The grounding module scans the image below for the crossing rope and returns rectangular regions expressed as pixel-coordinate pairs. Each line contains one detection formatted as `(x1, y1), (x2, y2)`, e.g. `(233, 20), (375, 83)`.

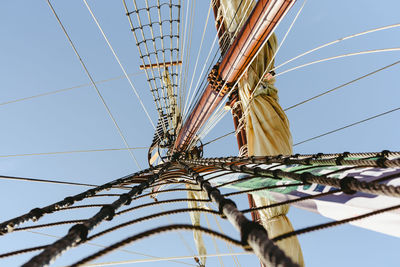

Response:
(1, 152), (400, 266)
(124, 0), (181, 138)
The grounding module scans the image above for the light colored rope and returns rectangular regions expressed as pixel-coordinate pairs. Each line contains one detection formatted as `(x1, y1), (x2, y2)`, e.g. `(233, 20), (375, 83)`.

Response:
(83, 0), (156, 131)
(0, 147), (148, 158)
(203, 212), (225, 267)
(254, 0), (307, 93)
(191, 107), (229, 149)
(26, 231), (194, 266)
(284, 59), (400, 111)
(275, 47), (400, 77)
(123, 0), (165, 124)
(0, 175), (98, 188)
(0, 72), (141, 107)
(185, 0), (255, 127)
(182, 0), (253, 134)
(181, 0), (197, 113)
(76, 252), (252, 266)
(201, 108), (229, 139)
(177, 0), (192, 113)
(182, 0), (253, 121)
(294, 106), (400, 146)
(209, 204), (241, 267)
(144, 0), (172, 130)
(47, 0), (141, 170)
(177, 12), (226, 130)
(183, 1), (213, 117)
(211, 0), (305, 134)
(273, 22), (400, 72)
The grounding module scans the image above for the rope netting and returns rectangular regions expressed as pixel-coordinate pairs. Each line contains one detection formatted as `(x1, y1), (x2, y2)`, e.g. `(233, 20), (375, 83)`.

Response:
(124, 0), (181, 140)
(1, 1), (399, 266)
(1, 151), (399, 266)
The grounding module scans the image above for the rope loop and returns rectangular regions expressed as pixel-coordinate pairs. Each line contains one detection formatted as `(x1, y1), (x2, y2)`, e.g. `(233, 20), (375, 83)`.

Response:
(29, 208), (44, 222)
(272, 169), (281, 179)
(120, 193), (132, 206)
(339, 176), (357, 194)
(69, 224), (88, 242)
(63, 197), (75, 205)
(100, 205), (115, 221)
(218, 198), (237, 214)
(381, 150), (391, 157)
(299, 172), (312, 183)
(240, 220), (266, 246)
(377, 158), (388, 168)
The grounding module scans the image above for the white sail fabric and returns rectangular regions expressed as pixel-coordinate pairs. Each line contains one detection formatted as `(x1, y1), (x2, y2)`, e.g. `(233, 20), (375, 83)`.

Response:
(218, 0), (304, 265)
(210, 166), (400, 238)
(186, 184), (209, 266)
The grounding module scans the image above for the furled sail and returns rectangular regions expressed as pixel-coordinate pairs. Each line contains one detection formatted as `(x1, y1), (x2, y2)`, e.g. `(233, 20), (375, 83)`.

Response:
(217, 0), (304, 265)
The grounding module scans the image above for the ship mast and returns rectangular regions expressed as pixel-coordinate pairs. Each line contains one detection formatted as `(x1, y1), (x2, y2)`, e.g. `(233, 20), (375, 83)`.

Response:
(174, 0), (296, 152)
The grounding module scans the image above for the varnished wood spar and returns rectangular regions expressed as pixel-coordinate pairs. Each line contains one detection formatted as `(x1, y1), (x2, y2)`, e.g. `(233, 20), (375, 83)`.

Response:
(174, 0), (295, 152)
(219, 0), (294, 81)
(212, 0), (228, 53)
(139, 61), (182, 70)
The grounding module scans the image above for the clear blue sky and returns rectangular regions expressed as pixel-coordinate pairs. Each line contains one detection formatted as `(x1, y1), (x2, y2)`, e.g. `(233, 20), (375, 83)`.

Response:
(0, 0), (399, 266)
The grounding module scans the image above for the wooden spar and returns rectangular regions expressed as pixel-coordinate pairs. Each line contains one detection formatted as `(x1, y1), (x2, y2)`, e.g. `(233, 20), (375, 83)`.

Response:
(174, 0), (296, 152)
(212, 0), (228, 54)
(219, 0), (295, 81)
(139, 61), (182, 70)
(216, 3), (263, 259)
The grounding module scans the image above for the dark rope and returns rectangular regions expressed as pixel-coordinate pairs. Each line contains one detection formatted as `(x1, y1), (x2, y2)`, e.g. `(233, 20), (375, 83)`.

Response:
(0, 245), (48, 259)
(241, 189), (341, 213)
(132, 187), (202, 200)
(21, 163), (171, 266)
(116, 198), (211, 215)
(202, 131), (235, 147)
(223, 182), (306, 197)
(71, 224), (243, 267)
(14, 220), (84, 232)
(294, 107), (400, 146)
(272, 204), (400, 242)
(87, 208), (221, 241)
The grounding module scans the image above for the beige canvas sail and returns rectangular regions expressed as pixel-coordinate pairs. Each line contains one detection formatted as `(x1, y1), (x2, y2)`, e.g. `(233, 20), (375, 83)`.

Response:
(219, 0), (304, 265)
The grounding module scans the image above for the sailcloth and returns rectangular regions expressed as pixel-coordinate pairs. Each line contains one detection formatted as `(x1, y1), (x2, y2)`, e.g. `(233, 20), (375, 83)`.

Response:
(218, 0), (304, 265)
(186, 184), (209, 266)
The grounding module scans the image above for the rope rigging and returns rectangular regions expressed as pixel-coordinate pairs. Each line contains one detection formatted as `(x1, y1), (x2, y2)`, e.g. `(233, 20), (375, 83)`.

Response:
(1, 152), (400, 266)
(0, 71), (142, 107)
(179, 10), (400, 150)
(124, 0), (181, 137)
(182, 0), (255, 123)
(1, 1), (399, 267)
(123, 0), (186, 166)
(0, 146), (149, 158)
(293, 106), (400, 146)
(284, 59), (400, 111)
(199, 103), (400, 151)
(47, 0), (142, 170)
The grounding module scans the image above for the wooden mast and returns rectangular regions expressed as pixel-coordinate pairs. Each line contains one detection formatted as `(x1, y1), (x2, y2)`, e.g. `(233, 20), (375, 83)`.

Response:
(174, 0), (295, 152)
(212, 0), (263, 244)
